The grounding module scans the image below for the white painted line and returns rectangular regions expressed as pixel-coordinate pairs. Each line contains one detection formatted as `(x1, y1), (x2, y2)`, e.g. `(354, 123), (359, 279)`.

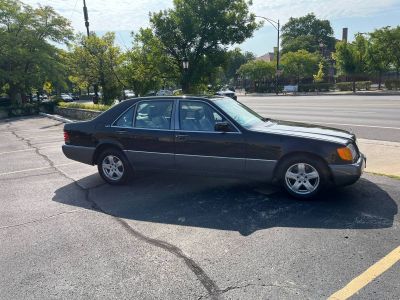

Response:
(0, 145), (61, 155)
(0, 162), (78, 177)
(0, 148), (35, 155)
(288, 120), (400, 130)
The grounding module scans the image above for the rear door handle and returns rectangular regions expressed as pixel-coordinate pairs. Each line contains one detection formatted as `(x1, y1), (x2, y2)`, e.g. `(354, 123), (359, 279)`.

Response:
(175, 134), (189, 141)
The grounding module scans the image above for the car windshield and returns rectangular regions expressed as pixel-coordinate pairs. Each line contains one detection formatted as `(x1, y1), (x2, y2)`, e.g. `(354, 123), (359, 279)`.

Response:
(214, 98), (265, 128)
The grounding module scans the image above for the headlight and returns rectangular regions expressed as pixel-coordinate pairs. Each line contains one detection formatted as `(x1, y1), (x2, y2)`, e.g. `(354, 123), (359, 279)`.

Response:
(337, 144), (357, 162)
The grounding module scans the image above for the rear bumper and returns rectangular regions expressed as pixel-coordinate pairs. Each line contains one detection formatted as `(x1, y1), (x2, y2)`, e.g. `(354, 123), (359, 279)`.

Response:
(62, 144), (95, 165)
(329, 153), (366, 186)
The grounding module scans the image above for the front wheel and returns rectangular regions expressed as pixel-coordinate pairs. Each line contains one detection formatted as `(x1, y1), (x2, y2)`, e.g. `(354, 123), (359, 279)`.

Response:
(280, 156), (327, 199)
(97, 149), (132, 185)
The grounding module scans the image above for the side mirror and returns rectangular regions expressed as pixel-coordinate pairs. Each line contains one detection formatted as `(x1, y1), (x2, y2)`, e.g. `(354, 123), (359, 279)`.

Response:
(215, 122), (230, 132)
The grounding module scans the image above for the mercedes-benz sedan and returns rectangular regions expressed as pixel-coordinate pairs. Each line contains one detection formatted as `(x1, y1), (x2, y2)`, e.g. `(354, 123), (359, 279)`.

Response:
(62, 96), (366, 199)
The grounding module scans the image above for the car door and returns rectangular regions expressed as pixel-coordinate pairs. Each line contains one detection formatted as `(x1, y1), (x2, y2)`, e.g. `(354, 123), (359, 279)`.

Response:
(174, 100), (246, 175)
(112, 100), (175, 170)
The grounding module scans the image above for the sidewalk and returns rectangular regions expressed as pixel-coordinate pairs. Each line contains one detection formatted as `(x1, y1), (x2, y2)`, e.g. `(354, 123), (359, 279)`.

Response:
(358, 139), (400, 177)
(238, 90), (400, 97)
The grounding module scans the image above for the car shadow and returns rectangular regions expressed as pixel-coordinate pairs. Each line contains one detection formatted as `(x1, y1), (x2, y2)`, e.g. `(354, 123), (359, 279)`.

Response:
(53, 173), (398, 236)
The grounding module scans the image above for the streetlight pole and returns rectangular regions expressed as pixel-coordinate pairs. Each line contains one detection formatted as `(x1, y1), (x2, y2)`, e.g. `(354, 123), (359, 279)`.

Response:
(256, 16), (280, 95)
(182, 58), (189, 94)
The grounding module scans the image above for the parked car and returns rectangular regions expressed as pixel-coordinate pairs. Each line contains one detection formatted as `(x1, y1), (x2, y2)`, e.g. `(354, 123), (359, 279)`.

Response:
(60, 93), (73, 102)
(156, 89), (173, 96)
(62, 96), (365, 199)
(215, 89), (237, 101)
(0, 96), (11, 107)
(70, 94), (80, 101)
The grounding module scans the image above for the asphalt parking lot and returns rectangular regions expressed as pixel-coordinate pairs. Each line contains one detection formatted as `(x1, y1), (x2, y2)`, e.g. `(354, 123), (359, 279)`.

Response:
(1, 116), (399, 300)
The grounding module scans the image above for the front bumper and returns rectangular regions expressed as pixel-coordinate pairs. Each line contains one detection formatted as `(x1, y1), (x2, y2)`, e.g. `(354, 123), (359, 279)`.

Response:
(62, 144), (95, 165)
(329, 153), (366, 186)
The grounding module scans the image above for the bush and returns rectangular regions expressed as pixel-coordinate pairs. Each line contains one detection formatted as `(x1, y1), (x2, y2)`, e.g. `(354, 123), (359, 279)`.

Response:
(385, 80), (400, 90)
(336, 81), (372, 91)
(355, 81), (372, 91)
(336, 82), (353, 91)
(57, 101), (111, 111)
(298, 83), (333, 92)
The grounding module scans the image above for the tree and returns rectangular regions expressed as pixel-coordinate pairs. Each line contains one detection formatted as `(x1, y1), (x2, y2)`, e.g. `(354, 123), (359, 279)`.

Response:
(237, 60), (275, 91)
(281, 13), (335, 54)
(0, 0), (73, 103)
(333, 35), (368, 92)
(370, 26), (400, 79)
(280, 50), (320, 83)
(119, 28), (178, 96)
(69, 32), (122, 104)
(365, 31), (390, 89)
(150, 0), (260, 93)
(313, 61), (325, 83)
(224, 48), (255, 83)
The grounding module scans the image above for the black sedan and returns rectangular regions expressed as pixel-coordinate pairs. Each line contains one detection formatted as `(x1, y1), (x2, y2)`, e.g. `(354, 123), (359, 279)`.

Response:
(62, 96), (366, 199)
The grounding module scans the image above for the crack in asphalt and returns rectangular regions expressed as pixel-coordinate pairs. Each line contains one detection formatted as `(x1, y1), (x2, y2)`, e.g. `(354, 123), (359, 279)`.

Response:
(9, 123), (222, 300)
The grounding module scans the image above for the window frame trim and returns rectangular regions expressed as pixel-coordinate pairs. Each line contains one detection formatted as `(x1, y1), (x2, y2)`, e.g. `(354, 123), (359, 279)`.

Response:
(176, 99), (241, 134)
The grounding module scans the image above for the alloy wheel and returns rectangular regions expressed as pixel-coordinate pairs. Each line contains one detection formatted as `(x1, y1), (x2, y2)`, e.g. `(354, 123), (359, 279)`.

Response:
(285, 163), (320, 195)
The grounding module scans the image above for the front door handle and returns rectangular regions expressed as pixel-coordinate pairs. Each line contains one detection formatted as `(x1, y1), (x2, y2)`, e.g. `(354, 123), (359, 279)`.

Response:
(175, 134), (188, 141)
(116, 130), (128, 134)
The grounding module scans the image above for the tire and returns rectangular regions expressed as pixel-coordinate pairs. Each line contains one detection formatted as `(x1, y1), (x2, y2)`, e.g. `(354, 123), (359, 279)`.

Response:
(278, 154), (328, 199)
(97, 148), (132, 185)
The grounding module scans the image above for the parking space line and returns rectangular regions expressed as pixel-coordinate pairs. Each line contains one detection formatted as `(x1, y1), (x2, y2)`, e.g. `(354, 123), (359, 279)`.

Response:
(328, 245), (400, 300)
(0, 145), (61, 156)
(0, 162), (79, 176)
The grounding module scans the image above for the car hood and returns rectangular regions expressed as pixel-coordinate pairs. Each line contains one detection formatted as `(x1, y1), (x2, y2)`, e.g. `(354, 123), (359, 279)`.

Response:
(249, 119), (355, 144)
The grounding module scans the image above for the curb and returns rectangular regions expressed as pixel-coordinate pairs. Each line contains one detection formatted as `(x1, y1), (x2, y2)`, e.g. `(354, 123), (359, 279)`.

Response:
(39, 112), (74, 123)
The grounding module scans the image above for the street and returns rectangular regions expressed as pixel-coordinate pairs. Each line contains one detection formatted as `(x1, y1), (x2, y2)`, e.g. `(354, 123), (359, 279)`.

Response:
(0, 114), (399, 299)
(238, 95), (400, 143)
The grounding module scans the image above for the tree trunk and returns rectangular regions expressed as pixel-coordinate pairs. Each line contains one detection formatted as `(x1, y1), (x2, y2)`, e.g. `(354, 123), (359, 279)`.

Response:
(352, 78), (356, 93)
(378, 71), (382, 90)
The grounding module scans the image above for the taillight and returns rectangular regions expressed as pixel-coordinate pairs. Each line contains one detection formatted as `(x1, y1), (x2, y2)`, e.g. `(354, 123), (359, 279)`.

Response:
(64, 131), (70, 143)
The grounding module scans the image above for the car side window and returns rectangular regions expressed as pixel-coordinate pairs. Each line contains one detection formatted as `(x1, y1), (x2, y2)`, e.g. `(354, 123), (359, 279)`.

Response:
(114, 106), (135, 127)
(134, 101), (173, 130)
(179, 101), (227, 132)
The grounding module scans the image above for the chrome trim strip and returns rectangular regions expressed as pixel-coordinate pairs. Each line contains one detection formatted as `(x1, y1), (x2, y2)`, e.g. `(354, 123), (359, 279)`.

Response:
(63, 144), (95, 150)
(111, 126), (175, 132)
(124, 149), (277, 162)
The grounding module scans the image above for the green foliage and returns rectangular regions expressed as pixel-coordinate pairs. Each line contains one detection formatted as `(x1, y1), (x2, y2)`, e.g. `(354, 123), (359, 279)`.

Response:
(281, 50), (320, 83)
(281, 13), (335, 53)
(150, 0), (261, 92)
(313, 61), (325, 83)
(119, 28), (178, 96)
(335, 82), (353, 91)
(237, 60), (275, 81)
(57, 101), (110, 111)
(385, 80), (400, 90)
(335, 81), (371, 91)
(0, 0), (73, 103)
(333, 35), (369, 92)
(355, 81), (372, 90)
(68, 32), (122, 105)
(298, 83), (333, 92)
(224, 48), (255, 81)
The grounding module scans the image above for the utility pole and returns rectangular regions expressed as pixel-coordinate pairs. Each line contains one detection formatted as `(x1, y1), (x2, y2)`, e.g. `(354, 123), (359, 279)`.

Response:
(83, 0), (90, 37)
(82, 0), (99, 103)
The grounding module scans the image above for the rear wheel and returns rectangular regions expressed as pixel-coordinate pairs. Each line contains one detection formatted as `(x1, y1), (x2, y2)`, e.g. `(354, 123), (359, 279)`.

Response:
(97, 149), (132, 185)
(279, 155), (327, 199)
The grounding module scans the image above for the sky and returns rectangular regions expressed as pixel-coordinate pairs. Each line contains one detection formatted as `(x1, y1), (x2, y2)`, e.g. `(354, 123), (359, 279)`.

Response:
(25, 0), (400, 56)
